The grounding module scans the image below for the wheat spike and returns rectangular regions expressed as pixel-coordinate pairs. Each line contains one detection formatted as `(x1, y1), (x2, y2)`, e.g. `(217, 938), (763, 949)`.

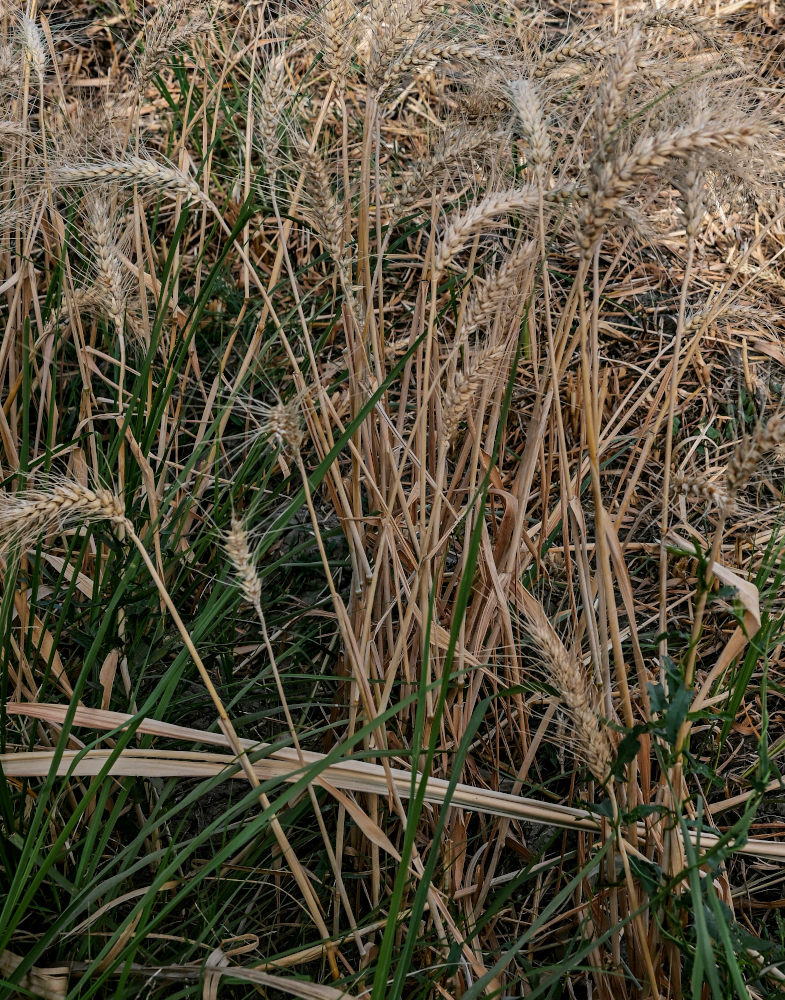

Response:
(378, 39), (497, 92)
(594, 27), (641, 149)
(256, 51), (287, 171)
(443, 342), (509, 443)
(85, 196), (127, 338)
(297, 142), (345, 264)
(671, 471), (729, 510)
(507, 79), (550, 177)
(525, 605), (612, 783)
(392, 126), (495, 217)
(726, 413), (785, 499)
(51, 157), (205, 204)
(137, 0), (210, 93)
(581, 116), (763, 252)
(0, 480), (127, 553)
(534, 33), (616, 77)
(463, 241), (536, 335)
(225, 517), (263, 610)
(20, 14), (46, 83)
(367, 0), (444, 87)
(322, 0), (355, 89)
(434, 187), (539, 278)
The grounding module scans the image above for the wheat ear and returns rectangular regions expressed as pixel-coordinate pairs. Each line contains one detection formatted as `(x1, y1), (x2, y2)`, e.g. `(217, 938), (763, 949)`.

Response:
(51, 157), (205, 204)
(20, 13), (46, 84)
(507, 79), (550, 177)
(434, 187), (539, 279)
(525, 605), (612, 784)
(462, 241), (536, 335)
(594, 27), (641, 148)
(726, 412), (785, 499)
(0, 480), (127, 553)
(256, 51), (287, 171)
(534, 34), (616, 77)
(581, 117), (763, 252)
(442, 342), (510, 444)
(86, 195), (127, 339)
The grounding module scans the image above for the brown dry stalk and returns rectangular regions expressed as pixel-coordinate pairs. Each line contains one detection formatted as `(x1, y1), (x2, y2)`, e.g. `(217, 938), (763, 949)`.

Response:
(433, 186), (539, 277)
(524, 604), (612, 784)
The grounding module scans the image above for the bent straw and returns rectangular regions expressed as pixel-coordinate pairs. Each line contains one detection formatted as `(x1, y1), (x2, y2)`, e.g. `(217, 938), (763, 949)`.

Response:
(6, 703), (785, 863)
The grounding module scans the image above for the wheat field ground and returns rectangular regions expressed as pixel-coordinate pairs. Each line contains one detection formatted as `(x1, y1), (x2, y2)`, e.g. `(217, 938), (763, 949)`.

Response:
(0, 0), (784, 997)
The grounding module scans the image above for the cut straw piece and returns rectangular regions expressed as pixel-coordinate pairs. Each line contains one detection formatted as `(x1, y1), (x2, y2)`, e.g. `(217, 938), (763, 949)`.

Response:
(6, 703), (785, 862)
